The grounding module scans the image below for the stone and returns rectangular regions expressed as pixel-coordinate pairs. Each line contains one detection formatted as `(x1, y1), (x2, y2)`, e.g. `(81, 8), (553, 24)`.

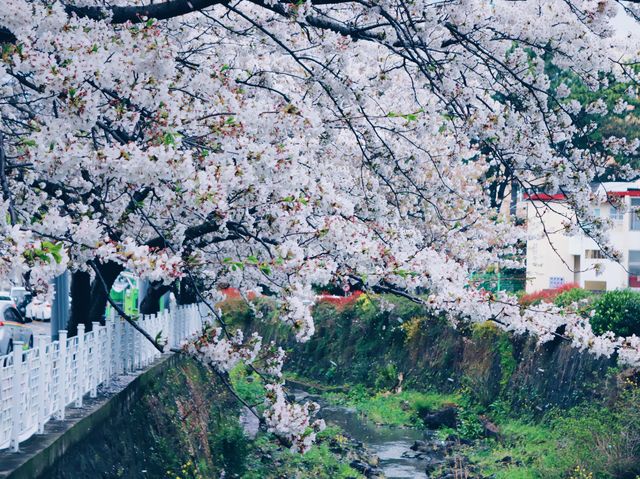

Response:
(421, 406), (458, 429)
(349, 460), (371, 474)
(479, 416), (501, 440)
(424, 455), (446, 473)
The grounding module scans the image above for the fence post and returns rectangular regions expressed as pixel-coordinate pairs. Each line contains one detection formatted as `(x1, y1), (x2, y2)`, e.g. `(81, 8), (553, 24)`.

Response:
(157, 313), (163, 358)
(135, 317), (142, 370)
(75, 325), (85, 407)
(91, 322), (100, 398)
(9, 342), (24, 452)
(35, 335), (49, 434)
(129, 318), (136, 371)
(113, 318), (126, 375)
(148, 315), (155, 363)
(179, 307), (185, 345)
(121, 319), (128, 373)
(167, 309), (174, 349)
(105, 315), (113, 386)
(125, 319), (132, 373)
(55, 330), (67, 420)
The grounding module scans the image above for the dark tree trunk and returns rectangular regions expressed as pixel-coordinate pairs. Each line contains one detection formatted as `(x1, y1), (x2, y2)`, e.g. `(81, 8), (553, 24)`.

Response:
(177, 279), (199, 305)
(139, 281), (171, 315)
(88, 261), (124, 325)
(68, 271), (91, 336)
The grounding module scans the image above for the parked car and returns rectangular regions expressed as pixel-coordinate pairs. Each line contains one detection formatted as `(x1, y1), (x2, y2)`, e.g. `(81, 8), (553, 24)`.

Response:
(0, 291), (17, 312)
(26, 298), (51, 321)
(10, 287), (32, 318)
(0, 305), (33, 355)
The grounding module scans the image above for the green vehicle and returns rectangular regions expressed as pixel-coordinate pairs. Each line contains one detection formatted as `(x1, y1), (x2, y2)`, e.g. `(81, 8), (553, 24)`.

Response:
(107, 273), (139, 317)
(470, 267), (526, 294)
(106, 273), (172, 318)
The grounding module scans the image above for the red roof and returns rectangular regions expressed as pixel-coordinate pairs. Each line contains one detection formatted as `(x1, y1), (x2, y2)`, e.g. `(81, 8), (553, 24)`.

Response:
(607, 190), (640, 197)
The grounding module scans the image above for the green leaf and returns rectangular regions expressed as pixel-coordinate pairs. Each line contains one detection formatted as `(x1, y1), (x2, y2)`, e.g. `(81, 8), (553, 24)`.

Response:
(259, 264), (272, 276)
(163, 132), (175, 145)
(51, 250), (62, 264)
(36, 251), (51, 264)
(393, 269), (418, 278)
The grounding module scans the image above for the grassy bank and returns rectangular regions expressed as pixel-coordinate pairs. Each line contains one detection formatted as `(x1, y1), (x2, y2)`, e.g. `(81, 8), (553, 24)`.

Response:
(321, 386), (460, 427)
(227, 366), (368, 479)
(312, 381), (640, 479)
(230, 361), (640, 478)
(223, 294), (615, 412)
(242, 427), (366, 479)
(221, 294), (638, 477)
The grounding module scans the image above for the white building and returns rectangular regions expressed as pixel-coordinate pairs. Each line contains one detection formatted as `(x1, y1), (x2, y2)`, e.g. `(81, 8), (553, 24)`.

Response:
(525, 181), (640, 293)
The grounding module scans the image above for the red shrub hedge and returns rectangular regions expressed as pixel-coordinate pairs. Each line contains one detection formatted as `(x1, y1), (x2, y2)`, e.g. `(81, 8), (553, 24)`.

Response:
(519, 283), (579, 307)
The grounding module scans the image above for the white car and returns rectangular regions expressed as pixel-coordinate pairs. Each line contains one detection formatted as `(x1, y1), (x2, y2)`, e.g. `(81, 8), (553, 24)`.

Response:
(26, 298), (52, 321)
(10, 286), (32, 317)
(0, 304), (33, 355)
(0, 291), (16, 312)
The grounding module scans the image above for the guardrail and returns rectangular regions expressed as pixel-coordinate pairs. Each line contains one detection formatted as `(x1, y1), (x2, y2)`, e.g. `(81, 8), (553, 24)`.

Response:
(0, 304), (209, 451)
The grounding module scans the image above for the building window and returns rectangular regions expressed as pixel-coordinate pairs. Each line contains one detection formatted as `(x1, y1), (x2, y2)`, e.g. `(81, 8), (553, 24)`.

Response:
(629, 251), (640, 288)
(549, 276), (565, 289)
(631, 198), (640, 230)
(610, 206), (624, 221)
(593, 208), (601, 217)
(585, 249), (606, 259)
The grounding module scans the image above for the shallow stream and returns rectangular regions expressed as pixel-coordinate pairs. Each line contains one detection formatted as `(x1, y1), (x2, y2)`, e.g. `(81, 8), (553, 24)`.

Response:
(293, 390), (429, 478)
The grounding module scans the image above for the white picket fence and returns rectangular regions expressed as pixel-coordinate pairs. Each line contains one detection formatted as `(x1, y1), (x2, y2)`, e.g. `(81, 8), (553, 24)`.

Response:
(0, 303), (210, 452)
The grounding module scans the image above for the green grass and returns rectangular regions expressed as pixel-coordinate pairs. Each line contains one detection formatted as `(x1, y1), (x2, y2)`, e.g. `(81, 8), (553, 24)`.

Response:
(229, 365), (266, 405)
(242, 428), (365, 479)
(468, 420), (572, 479)
(321, 384), (640, 479)
(324, 388), (461, 427)
(469, 399), (640, 479)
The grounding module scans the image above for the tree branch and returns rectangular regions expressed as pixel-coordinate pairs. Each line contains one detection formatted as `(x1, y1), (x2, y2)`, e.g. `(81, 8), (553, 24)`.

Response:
(89, 260), (176, 353)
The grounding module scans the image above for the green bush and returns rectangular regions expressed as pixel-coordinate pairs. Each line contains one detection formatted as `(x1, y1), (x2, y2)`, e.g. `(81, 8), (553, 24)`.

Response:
(374, 363), (399, 391)
(553, 288), (593, 309)
(590, 290), (640, 337)
(209, 420), (248, 477)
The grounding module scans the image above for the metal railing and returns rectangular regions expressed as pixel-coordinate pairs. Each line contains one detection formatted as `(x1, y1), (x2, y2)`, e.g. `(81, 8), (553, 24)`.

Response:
(0, 303), (209, 451)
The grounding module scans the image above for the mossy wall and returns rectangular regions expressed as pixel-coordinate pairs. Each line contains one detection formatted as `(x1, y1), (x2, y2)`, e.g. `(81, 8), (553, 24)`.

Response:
(226, 296), (617, 412)
(41, 355), (248, 479)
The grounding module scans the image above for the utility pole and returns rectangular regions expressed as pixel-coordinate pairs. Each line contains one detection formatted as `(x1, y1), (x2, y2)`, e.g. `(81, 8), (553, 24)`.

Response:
(51, 271), (69, 340)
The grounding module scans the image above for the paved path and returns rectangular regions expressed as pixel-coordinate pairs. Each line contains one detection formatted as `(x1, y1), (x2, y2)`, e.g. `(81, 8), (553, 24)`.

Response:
(23, 320), (51, 338)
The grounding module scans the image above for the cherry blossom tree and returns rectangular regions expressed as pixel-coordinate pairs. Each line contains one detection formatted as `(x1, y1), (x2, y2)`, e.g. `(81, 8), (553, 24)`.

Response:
(2, 0), (640, 450)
